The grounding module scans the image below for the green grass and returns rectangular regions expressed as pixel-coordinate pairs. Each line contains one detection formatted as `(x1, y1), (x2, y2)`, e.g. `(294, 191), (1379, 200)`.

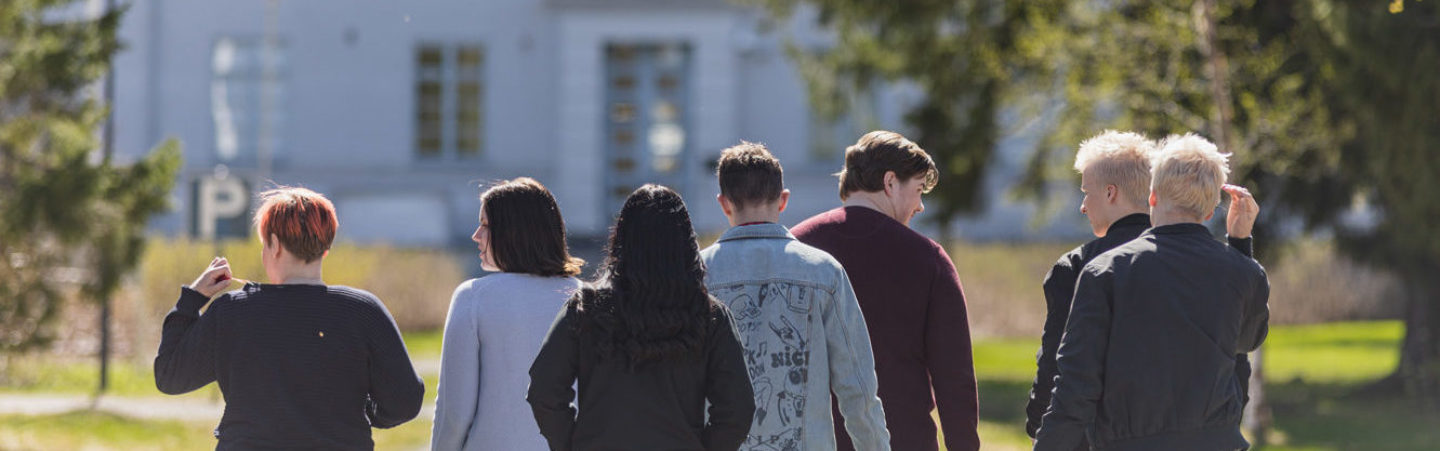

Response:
(4, 321), (1433, 450)
(0, 330), (444, 397)
(404, 329), (444, 359)
(0, 411), (432, 451)
(963, 320), (1432, 451)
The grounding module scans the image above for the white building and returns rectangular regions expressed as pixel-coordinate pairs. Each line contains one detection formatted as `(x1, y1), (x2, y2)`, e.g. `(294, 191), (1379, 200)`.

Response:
(111, 0), (1085, 247)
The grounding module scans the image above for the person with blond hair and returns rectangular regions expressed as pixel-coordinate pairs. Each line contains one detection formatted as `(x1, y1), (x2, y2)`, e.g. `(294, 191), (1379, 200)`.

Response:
(1034, 135), (1270, 451)
(155, 187), (425, 450)
(1024, 131), (1261, 448)
(431, 178), (586, 451)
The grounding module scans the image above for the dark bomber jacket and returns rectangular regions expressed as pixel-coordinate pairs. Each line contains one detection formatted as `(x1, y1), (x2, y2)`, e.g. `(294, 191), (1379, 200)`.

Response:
(1035, 223), (1269, 451)
(1026, 214), (1255, 443)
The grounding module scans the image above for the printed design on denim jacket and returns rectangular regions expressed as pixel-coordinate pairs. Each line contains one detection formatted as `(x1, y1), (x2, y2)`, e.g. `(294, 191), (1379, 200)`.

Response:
(713, 281), (813, 451)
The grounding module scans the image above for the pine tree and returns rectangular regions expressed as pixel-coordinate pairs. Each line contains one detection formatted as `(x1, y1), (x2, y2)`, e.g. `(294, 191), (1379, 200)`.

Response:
(0, 0), (181, 353)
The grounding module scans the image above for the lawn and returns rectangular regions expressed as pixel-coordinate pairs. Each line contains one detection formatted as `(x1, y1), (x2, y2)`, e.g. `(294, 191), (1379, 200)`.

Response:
(2, 321), (1433, 450)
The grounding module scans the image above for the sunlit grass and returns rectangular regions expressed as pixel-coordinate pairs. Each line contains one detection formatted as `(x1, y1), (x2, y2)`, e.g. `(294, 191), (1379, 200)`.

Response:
(4, 321), (1430, 450)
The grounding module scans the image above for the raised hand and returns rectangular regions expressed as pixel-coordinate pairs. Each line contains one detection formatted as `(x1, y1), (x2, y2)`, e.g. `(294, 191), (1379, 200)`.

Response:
(1222, 184), (1259, 239)
(189, 257), (235, 298)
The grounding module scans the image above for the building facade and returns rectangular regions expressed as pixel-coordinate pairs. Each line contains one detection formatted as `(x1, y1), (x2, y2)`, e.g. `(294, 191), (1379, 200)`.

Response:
(111, 0), (1084, 247)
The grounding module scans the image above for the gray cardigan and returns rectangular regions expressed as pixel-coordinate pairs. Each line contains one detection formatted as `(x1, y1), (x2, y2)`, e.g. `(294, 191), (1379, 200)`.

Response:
(430, 273), (582, 451)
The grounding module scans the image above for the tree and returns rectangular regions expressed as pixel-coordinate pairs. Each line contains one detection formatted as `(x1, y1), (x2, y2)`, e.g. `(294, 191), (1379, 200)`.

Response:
(766, 0), (1440, 426)
(757, 0), (1065, 240)
(1021, 0), (1440, 413)
(0, 0), (180, 353)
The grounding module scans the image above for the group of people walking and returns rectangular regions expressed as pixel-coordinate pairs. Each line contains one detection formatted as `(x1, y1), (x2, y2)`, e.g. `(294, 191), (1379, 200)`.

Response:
(154, 129), (1268, 451)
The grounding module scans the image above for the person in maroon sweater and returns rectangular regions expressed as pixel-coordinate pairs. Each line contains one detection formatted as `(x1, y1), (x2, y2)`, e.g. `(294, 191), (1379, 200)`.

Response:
(792, 130), (980, 451)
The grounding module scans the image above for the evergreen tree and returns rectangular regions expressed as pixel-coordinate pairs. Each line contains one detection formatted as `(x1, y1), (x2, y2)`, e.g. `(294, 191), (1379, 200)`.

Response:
(0, 0), (180, 352)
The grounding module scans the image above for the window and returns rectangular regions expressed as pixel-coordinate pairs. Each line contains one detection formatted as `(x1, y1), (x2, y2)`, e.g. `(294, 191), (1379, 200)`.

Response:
(414, 43), (485, 159)
(211, 36), (287, 165)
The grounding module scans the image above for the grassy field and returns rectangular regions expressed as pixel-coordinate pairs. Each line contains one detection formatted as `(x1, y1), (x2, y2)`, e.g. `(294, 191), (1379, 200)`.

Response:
(2, 321), (1433, 450)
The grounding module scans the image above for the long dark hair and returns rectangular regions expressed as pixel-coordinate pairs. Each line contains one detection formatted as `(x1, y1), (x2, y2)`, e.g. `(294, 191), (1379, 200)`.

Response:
(571, 184), (719, 369)
(480, 177), (584, 276)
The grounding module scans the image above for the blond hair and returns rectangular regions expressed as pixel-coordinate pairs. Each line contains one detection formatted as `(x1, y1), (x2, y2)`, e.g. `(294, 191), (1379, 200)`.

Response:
(1151, 133), (1230, 219)
(1073, 130), (1156, 205)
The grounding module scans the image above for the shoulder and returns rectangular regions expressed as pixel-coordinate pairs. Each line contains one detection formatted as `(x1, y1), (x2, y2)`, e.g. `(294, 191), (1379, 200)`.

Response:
(1225, 247), (1269, 281)
(699, 242), (720, 261)
(791, 207), (846, 239)
(1084, 236), (1154, 276)
(1054, 243), (1087, 272)
(784, 240), (850, 287)
(325, 285), (390, 313)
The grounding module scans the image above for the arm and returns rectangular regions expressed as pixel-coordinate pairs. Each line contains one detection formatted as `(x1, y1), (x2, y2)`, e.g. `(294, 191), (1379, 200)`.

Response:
(926, 248), (981, 451)
(154, 257), (233, 395)
(153, 287), (221, 395)
(528, 306), (580, 451)
(364, 298), (426, 429)
(431, 285), (481, 450)
(701, 305), (756, 451)
(1239, 268), (1271, 353)
(1034, 265), (1113, 451)
(1027, 254), (1080, 438)
(825, 271), (890, 450)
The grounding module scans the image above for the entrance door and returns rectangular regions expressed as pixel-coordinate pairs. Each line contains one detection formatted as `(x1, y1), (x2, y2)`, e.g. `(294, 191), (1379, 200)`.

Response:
(602, 42), (691, 217)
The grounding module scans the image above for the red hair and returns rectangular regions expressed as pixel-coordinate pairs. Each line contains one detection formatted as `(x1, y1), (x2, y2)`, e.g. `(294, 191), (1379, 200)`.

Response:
(252, 187), (338, 263)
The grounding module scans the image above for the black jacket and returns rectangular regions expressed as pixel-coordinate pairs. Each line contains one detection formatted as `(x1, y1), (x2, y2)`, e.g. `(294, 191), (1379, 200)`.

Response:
(527, 296), (755, 451)
(1034, 223), (1269, 451)
(1025, 214), (1255, 443)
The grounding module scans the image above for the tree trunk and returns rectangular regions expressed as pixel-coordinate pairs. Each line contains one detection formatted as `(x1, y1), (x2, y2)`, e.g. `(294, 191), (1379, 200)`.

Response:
(1396, 271), (1440, 413)
(1243, 347), (1272, 446)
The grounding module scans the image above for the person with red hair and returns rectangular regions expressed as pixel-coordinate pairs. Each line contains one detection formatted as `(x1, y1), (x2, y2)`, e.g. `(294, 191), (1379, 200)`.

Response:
(154, 186), (425, 450)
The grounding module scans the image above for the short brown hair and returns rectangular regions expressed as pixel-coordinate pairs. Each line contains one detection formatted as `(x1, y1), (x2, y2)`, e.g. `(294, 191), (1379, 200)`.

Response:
(253, 187), (338, 263)
(480, 177), (584, 277)
(836, 130), (938, 200)
(715, 141), (784, 210)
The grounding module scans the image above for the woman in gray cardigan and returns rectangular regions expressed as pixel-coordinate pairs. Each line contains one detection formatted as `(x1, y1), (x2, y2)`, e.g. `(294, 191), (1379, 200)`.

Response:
(431, 178), (585, 451)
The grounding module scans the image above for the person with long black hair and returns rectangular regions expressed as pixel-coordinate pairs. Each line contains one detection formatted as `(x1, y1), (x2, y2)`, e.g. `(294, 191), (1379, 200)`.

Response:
(527, 184), (755, 451)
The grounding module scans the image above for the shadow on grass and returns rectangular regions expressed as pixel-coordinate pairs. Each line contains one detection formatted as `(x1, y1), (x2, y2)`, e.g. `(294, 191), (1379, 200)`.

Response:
(1263, 379), (1438, 451)
(979, 379), (1033, 426)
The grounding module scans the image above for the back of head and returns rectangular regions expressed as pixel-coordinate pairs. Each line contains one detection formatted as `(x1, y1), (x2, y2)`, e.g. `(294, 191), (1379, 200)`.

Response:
(716, 141), (784, 210)
(1152, 134), (1230, 219)
(253, 187), (338, 263)
(579, 184), (715, 368)
(1074, 130), (1156, 206)
(836, 130), (938, 200)
(480, 177), (584, 277)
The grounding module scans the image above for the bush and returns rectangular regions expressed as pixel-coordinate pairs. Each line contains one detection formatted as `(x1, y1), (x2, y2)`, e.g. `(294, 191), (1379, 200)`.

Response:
(108, 238), (465, 360)
(949, 237), (1403, 338)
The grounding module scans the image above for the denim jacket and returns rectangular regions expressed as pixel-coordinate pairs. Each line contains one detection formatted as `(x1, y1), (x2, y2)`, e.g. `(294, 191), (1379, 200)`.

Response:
(700, 223), (890, 451)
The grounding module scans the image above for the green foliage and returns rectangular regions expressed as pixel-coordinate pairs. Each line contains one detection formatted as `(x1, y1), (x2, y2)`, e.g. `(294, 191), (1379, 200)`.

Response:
(0, 0), (181, 352)
(1018, 0), (1440, 403)
(757, 0), (1066, 231)
(0, 411), (435, 450)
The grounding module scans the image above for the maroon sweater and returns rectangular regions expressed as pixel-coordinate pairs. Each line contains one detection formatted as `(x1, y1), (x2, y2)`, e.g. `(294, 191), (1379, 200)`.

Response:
(792, 206), (980, 451)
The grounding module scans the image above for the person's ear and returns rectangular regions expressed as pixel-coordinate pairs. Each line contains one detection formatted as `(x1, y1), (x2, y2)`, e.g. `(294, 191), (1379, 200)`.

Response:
(717, 194), (734, 218)
(268, 234), (284, 259)
(1149, 190), (1158, 208)
(1203, 210), (1215, 222)
(1106, 184), (1119, 204)
(883, 171), (898, 195)
(776, 189), (791, 213)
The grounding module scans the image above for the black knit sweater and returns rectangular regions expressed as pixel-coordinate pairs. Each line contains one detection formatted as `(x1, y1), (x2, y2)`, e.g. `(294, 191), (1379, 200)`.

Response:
(154, 283), (424, 450)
